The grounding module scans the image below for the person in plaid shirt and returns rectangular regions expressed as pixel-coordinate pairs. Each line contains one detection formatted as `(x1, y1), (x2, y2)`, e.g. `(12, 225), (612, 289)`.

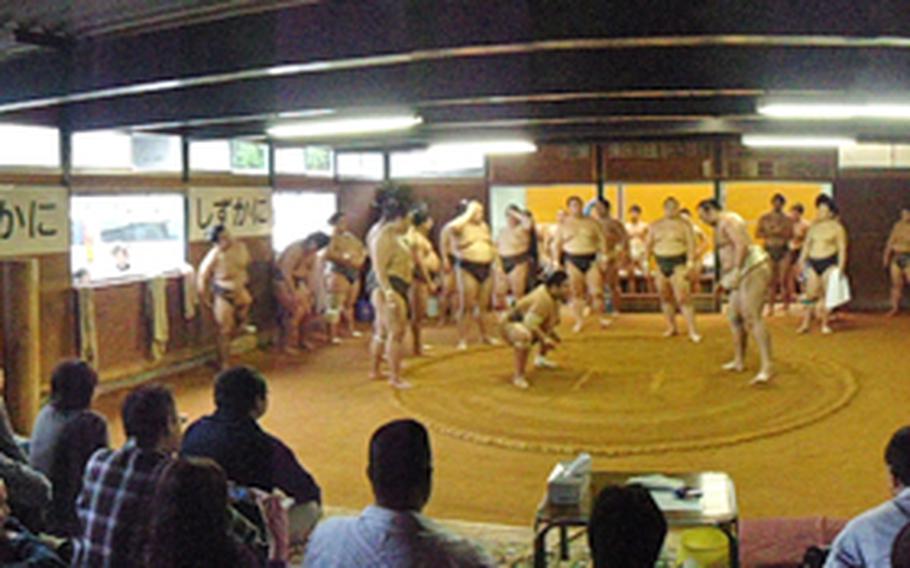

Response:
(71, 385), (181, 568)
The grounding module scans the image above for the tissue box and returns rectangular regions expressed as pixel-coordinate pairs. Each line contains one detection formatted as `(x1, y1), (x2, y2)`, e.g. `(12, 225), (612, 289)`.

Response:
(547, 462), (591, 506)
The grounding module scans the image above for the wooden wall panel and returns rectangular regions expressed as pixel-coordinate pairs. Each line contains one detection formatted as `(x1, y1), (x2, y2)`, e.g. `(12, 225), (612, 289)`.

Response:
(834, 175), (910, 311)
(488, 144), (594, 185)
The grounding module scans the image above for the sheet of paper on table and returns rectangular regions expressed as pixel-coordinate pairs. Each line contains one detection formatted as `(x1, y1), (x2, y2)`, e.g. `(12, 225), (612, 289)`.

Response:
(650, 490), (703, 513)
(627, 474), (686, 491)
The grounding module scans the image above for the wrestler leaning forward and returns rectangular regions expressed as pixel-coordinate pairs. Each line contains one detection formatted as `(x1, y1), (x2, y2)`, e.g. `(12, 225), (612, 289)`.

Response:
(699, 199), (774, 385)
(368, 198), (414, 389)
(197, 225), (255, 370)
(500, 270), (571, 389)
(447, 200), (499, 350)
(274, 232), (330, 354)
(796, 195), (848, 335)
(884, 205), (910, 316)
(646, 197), (702, 343)
(554, 196), (610, 333)
(756, 193), (795, 316)
(324, 212), (368, 344)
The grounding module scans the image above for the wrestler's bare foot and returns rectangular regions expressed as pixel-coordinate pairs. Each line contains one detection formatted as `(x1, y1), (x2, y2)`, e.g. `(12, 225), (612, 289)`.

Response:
(688, 332), (702, 344)
(368, 370), (384, 381)
(572, 321), (584, 334)
(329, 337), (342, 346)
(534, 355), (559, 369)
(886, 308), (899, 318)
(582, 306), (592, 318)
(481, 337), (500, 346)
(821, 324), (833, 335)
(599, 318), (612, 329)
(796, 322), (810, 334)
(389, 378), (412, 390)
(241, 324), (258, 335)
(663, 327), (678, 338)
(300, 340), (316, 351)
(456, 340), (468, 351)
(350, 330), (364, 338)
(722, 360), (744, 373)
(750, 370), (773, 385)
(512, 376), (530, 389)
(282, 346), (301, 356)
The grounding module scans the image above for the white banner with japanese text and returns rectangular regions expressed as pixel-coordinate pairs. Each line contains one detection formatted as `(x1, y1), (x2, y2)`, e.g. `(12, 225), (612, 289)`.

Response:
(0, 185), (69, 257)
(187, 186), (273, 242)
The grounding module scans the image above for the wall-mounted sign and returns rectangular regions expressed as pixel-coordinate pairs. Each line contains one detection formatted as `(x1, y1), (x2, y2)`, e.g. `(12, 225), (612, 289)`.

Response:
(187, 186), (272, 242)
(0, 185), (69, 257)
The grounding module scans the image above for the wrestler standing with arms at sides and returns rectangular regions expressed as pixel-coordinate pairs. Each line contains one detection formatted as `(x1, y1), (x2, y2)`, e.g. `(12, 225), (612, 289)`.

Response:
(407, 206), (440, 355)
(274, 232), (330, 354)
(438, 201), (466, 326)
(449, 200), (498, 349)
(368, 199), (414, 389)
(698, 200), (774, 384)
(796, 195), (848, 335)
(625, 205), (651, 292)
(646, 197), (702, 343)
(324, 213), (367, 344)
(786, 203), (810, 308)
(197, 225), (254, 370)
(497, 204), (535, 304)
(500, 270), (571, 389)
(756, 194), (795, 315)
(883, 205), (910, 316)
(554, 196), (609, 332)
(591, 198), (630, 315)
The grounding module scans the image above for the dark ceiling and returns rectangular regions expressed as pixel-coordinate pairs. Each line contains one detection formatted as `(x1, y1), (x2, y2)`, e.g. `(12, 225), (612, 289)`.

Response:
(2, 0), (910, 149)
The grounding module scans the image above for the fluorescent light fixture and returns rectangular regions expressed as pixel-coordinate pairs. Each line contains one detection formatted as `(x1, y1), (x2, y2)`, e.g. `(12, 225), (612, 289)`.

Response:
(759, 101), (910, 120)
(268, 115), (422, 138)
(427, 140), (537, 155)
(741, 135), (856, 148)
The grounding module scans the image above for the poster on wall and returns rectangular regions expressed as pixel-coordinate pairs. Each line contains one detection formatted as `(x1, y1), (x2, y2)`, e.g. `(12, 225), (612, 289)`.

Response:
(187, 186), (273, 242)
(0, 185), (69, 257)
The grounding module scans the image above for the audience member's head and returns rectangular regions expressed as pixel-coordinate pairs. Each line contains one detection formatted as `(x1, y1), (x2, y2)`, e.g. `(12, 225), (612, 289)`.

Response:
(367, 419), (433, 512)
(214, 366), (268, 419)
(892, 522), (910, 568)
(50, 359), (99, 412)
(886, 427), (910, 491)
(588, 484), (667, 568)
(145, 457), (235, 568)
(122, 385), (179, 452)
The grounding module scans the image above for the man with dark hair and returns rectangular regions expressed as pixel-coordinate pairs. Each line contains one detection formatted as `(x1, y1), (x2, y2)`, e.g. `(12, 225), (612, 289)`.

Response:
(591, 198), (630, 316)
(325, 213), (368, 343)
(496, 204), (535, 302)
(698, 199), (774, 384)
(646, 197), (701, 342)
(883, 205), (910, 316)
(29, 360), (109, 536)
(500, 270), (571, 389)
(756, 193), (795, 315)
(796, 195), (848, 334)
(275, 231), (331, 354)
(368, 199), (416, 388)
(554, 195), (609, 332)
(197, 225), (254, 370)
(588, 484), (667, 568)
(72, 385), (181, 567)
(826, 427), (910, 567)
(625, 205), (650, 292)
(304, 419), (493, 567)
(181, 366), (321, 511)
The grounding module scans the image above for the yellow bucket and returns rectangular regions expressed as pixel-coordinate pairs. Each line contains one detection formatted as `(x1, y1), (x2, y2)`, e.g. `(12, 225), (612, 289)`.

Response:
(675, 527), (730, 568)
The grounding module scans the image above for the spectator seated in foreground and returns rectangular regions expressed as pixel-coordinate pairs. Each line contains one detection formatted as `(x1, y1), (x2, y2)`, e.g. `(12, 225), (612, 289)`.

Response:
(304, 418), (494, 568)
(826, 426), (910, 568)
(0, 392), (50, 533)
(588, 484), (668, 568)
(29, 360), (109, 537)
(0, 478), (65, 567)
(180, 366), (322, 536)
(144, 457), (263, 568)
